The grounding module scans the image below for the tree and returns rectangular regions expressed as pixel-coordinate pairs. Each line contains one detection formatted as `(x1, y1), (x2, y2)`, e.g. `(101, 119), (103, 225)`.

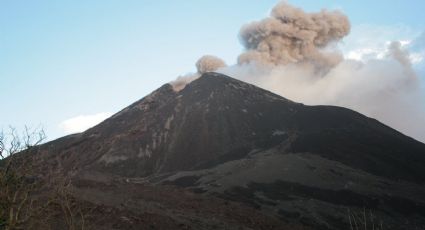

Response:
(0, 126), (91, 230)
(0, 126), (46, 230)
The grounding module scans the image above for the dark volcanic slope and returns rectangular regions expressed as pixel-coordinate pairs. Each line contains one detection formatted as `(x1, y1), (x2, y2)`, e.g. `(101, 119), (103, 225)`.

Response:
(34, 73), (425, 230)
(39, 72), (425, 182)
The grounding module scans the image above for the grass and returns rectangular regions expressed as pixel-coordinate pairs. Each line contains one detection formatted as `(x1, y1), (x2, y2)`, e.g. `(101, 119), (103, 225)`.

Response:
(347, 208), (384, 230)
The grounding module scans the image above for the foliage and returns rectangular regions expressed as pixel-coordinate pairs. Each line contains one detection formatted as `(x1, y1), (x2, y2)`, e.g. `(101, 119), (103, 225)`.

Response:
(0, 126), (46, 230)
(0, 127), (87, 230)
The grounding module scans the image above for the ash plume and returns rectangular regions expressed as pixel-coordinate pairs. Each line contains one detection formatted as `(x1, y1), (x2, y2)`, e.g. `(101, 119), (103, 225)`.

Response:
(221, 37), (425, 142)
(170, 74), (200, 92)
(196, 55), (227, 74)
(170, 55), (226, 91)
(238, 1), (350, 71)
(171, 1), (425, 142)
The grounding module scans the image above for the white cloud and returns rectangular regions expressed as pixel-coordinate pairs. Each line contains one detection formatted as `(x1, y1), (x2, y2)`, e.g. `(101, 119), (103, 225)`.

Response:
(59, 112), (112, 135)
(410, 52), (424, 64)
(340, 25), (425, 68)
(345, 48), (385, 61)
(344, 43), (423, 64)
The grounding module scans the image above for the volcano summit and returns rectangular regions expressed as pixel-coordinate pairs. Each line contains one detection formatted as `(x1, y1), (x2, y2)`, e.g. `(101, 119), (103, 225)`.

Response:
(25, 73), (425, 229)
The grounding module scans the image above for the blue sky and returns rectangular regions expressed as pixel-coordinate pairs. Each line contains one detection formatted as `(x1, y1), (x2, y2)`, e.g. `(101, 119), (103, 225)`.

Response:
(1, 0), (425, 140)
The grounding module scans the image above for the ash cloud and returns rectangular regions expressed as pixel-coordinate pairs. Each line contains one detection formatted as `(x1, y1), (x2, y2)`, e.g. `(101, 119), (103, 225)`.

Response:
(221, 37), (425, 142)
(196, 55), (227, 74)
(170, 74), (200, 92)
(171, 1), (425, 142)
(170, 55), (226, 91)
(232, 2), (425, 142)
(238, 1), (350, 71)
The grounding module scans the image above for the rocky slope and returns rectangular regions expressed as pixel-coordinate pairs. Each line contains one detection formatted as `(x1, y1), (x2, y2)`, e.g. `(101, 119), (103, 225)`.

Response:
(33, 73), (425, 229)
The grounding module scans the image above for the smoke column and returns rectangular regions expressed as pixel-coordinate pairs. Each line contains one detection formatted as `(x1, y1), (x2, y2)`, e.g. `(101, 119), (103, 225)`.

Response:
(196, 55), (227, 74)
(170, 55), (227, 91)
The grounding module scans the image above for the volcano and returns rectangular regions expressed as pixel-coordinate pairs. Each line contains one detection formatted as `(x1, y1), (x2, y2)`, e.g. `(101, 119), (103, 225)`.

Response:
(33, 73), (425, 230)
